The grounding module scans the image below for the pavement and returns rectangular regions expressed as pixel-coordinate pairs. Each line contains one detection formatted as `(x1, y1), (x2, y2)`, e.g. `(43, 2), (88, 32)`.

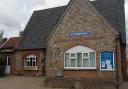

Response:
(119, 82), (128, 89)
(0, 76), (65, 89)
(0, 76), (128, 89)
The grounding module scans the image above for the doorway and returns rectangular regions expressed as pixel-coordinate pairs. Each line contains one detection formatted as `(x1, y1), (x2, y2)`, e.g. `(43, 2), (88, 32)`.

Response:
(5, 56), (11, 74)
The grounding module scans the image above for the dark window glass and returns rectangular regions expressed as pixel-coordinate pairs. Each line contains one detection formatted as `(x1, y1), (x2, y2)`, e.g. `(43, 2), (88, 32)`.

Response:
(30, 58), (33, 66)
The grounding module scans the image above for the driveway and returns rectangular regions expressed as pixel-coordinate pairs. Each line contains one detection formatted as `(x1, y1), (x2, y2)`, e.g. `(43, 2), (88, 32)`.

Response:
(0, 76), (64, 89)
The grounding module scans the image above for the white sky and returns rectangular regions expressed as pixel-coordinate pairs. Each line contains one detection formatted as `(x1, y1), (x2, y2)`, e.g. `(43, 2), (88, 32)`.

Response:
(0, 0), (70, 38)
(125, 0), (128, 41)
(0, 0), (127, 39)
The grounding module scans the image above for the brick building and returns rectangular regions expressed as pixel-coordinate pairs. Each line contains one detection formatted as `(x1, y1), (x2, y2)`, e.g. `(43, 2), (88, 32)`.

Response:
(13, 6), (67, 76)
(0, 0), (126, 88)
(44, 0), (126, 88)
(0, 6), (67, 76)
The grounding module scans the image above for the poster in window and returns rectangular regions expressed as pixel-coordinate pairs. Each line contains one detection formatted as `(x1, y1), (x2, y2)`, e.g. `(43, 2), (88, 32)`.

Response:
(100, 51), (114, 71)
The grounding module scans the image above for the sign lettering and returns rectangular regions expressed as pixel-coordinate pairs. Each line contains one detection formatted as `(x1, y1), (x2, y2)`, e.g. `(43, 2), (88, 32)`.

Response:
(68, 32), (90, 37)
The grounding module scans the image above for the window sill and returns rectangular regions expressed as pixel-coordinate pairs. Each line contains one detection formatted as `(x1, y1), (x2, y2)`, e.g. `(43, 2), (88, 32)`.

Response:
(63, 67), (97, 71)
(23, 67), (38, 70)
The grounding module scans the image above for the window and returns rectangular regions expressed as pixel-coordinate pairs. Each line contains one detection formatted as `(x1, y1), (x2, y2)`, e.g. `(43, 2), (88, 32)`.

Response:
(64, 46), (96, 69)
(24, 55), (37, 67)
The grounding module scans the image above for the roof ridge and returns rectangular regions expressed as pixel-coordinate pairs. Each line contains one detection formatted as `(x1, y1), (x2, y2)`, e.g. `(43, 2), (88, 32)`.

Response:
(34, 6), (67, 12)
(0, 37), (20, 49)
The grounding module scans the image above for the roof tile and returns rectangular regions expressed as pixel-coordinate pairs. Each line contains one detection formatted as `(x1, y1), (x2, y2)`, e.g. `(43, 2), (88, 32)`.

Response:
(1, 37), (20, 49)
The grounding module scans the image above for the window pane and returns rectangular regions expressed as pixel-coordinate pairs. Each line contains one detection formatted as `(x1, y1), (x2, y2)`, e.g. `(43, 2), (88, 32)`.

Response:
(77, 53), (82, 67)
(90, 52), (95, 67)
(71, 53), (75, 57)
(33, 61), (36, 66)
(30, 58), (33, 66)
(7, 56), (11, 65)
(83, 58), (89, 67)
(27, 58), (30, 61)
(83, 53), (88, 57)
(27, 61), (29, 66)
(70, 59), (76, 67)
(65, 53), (70, 67)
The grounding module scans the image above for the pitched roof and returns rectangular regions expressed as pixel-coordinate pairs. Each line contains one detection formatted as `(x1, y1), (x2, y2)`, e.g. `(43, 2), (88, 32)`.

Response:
(16, 0), (126, 50)
(16, 6), (67, 50)
(0, 37), (20, 49)
(90, 0), (126, 43)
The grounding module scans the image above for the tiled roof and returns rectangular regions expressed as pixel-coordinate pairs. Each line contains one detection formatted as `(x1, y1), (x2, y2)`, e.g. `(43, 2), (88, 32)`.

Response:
(16, 6), (67, 50)
(90, 0), (126, 43)
(16, 0), (126, 50)
(1, 37), (20, 49)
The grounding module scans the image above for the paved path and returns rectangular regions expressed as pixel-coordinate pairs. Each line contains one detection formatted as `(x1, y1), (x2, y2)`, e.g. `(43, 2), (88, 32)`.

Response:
(120, 82), (128, 89)
(2, 76), (128, 89)
(0, 76), (64, 89)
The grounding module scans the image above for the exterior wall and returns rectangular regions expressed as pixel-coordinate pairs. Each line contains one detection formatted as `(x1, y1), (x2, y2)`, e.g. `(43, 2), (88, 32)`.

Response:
(126, 54), (128, 79)
(11, 53), (16, 74)
(122, 44), (127, 80)
(46, 0), (119, 80)
(126, 44), (128, 79)
(117, 39), (123, 80)
(14, 50), (44, 76)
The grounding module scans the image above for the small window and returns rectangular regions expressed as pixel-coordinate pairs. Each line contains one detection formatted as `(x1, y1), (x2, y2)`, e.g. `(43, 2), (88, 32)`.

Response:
(24, 55), (37, 67)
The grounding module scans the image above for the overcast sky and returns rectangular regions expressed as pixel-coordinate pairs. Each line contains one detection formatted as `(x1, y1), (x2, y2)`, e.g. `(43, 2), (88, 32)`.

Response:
(0, 0), (127, 39)
(0, 0), (70, 38)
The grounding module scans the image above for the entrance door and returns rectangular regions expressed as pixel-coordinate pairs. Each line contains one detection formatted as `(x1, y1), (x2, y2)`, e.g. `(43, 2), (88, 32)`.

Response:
(5, 56), (10, 74)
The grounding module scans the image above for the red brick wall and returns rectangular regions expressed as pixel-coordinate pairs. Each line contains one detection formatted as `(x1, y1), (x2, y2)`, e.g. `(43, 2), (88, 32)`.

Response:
(13, 50), (43, 76)
(63, 70), (115, 79)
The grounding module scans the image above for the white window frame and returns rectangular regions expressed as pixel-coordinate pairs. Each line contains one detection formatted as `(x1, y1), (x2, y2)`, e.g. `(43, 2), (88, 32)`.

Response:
(64, 46), (96, 69)
(70, 53), (77, 67)
(24, 55), (37, 67)
(6, 56), (10, 66)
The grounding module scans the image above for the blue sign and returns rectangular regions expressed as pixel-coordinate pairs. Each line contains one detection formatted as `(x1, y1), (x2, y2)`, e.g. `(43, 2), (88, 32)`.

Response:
(100, 51), (114, 71)
(68, 32), (90, 37)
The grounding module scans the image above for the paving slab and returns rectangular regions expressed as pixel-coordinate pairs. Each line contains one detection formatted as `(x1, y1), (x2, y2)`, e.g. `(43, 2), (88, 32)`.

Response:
(0, 76), (65, 89)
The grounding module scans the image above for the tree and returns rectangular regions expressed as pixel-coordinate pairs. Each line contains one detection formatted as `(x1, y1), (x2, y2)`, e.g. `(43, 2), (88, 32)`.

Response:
(0, 31), (7, 46)
(0, 31), (7, 76)
(0, 30), (3, 41)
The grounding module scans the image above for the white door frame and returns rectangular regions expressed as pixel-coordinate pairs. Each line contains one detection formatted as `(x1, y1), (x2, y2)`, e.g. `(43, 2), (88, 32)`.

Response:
(5, 56), (11, 74)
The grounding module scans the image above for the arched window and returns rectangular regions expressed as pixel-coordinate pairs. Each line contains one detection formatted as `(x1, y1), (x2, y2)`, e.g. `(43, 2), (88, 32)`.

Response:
(64, 46), (96, 69)
(24, 55), (37, 67)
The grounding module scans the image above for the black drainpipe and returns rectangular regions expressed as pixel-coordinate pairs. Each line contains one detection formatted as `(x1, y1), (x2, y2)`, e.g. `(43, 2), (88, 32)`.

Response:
(115, 34), (120, 89)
